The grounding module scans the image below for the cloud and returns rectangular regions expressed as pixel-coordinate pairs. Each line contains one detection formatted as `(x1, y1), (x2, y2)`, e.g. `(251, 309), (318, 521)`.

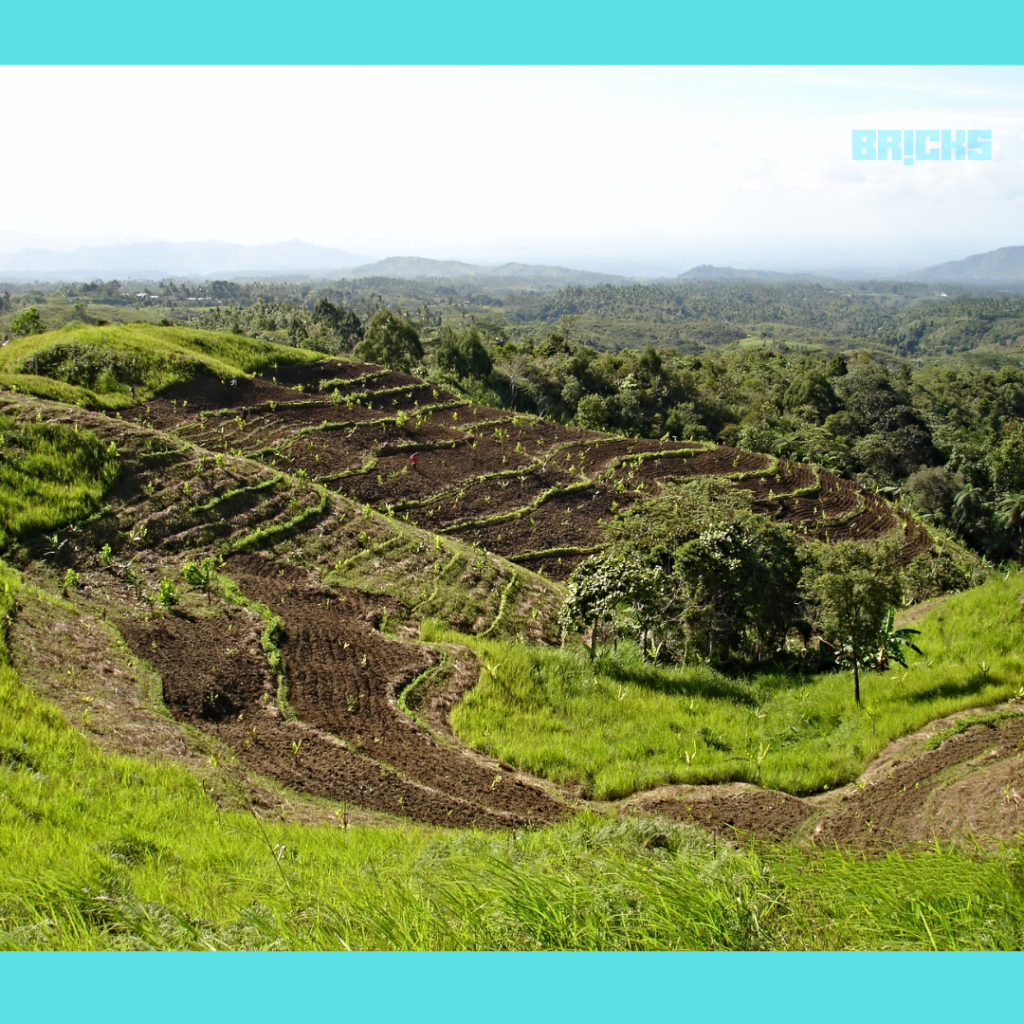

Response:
(0, 66), (1020, 271)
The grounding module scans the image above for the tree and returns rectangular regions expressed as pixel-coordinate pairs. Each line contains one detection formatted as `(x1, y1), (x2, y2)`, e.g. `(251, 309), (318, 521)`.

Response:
(802, 539), (905, 704)
(435, 325), (492, 381)
(312, 298), (363, 350)
(574, 393), (610, 430)
(783, 371), (839, 422)
(10, 307), (46, 337)
(561, 483), (801, 666)
(354, 309), (423, 371)
(995, 492), (1024, 554)
(559, 555), (662, 659)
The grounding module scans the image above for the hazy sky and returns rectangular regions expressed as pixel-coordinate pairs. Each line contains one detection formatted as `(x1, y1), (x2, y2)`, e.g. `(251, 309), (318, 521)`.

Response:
(2, 65), (1022, 274)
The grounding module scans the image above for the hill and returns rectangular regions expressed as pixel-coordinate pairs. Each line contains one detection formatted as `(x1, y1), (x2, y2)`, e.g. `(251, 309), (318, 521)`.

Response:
(346, 256), (630, 285)
(678, 265), (819, 281)
(1, 324), (1021, 950)
(907, 245), (1024, 285)
(0, 239), (372, 281)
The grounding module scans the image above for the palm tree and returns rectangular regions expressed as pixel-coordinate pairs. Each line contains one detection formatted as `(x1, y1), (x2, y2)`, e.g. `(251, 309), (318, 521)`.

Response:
(951, 483), (984, 537)
(995, 492), (1024, 553)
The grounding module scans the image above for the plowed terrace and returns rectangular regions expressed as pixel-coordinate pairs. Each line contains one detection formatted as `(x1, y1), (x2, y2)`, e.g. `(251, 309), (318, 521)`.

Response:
(147, 359), (932, 580)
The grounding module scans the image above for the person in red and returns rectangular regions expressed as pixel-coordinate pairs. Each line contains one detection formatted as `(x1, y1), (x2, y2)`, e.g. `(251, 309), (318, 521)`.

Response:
(409, 453), (418, 471)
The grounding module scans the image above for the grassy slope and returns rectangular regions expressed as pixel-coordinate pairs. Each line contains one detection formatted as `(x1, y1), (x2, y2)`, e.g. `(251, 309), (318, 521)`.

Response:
(1, 565), (1021, 951)
(1, 556), (1021, 951)
(0, 416), (119, 552)
(0, 323), (322, 409)
(443, 572), (1024, 799)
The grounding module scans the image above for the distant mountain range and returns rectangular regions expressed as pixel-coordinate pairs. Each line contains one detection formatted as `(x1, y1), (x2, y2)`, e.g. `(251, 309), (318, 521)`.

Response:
(345, 256), (628, 284)
(0, 242), (632, 286)
(904, 246), (1024, 284)
(0, 240), (372, 281)
(678, 265), (819, 281)
(3, 238), (1024, 288)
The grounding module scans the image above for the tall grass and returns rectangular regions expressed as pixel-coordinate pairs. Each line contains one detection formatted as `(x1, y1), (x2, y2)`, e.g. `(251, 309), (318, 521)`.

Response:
(0, 415), (119, 551)
(437, 570), (1024, 799)
(1, 562), (1022, 949)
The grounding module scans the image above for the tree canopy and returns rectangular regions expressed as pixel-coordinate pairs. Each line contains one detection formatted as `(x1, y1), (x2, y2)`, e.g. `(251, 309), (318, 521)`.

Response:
(354, 309), (424, 371)
(561, 482), (801, 667)
(801, 538), (906, 704)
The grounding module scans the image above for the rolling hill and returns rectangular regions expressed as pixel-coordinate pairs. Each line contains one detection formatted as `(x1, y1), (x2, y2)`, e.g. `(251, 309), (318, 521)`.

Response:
(907, 245), (1024, 284)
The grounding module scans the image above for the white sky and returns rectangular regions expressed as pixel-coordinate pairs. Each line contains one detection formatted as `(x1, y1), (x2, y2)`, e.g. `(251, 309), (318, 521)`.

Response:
(2, 65), (1022, 274)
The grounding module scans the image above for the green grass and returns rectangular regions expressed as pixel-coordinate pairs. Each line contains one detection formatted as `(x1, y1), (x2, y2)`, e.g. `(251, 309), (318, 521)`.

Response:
(2, 560), (1023, 949)
(0, 414), (119, 552)
(437, 570), (1024, 799)
(0, 323), (323, 408)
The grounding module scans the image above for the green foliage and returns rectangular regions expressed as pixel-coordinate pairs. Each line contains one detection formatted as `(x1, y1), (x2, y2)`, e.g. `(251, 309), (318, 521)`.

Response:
(868, 607), (923, 671)
(354, 309), (423, 371)
(181, 556), (218, 602)
(435, 326), (493, 381)
(10, 307), (46, 337)
(802, 538), (905, 703)
(559, 555), (660, 658)
(567, 482), (801, 666)
(0, 415), (119, 552)
(157, 578), (179, 608)
(446, 569), (1024, 800)
(310, 298), (364, 350)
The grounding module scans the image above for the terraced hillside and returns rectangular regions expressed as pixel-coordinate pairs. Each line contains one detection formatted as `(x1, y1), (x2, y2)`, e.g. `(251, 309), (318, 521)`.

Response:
(0, 388), (564, 827)
(138, 358), (934, 581)
(0, 337), (949, 833)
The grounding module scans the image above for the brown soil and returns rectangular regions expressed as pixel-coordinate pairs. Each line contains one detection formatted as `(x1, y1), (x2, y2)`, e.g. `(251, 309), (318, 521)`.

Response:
(511, 552), (592, 582)
(404, 469), (566, 531)
(117, 367), (933, 570)
(808, 710), (1024, 848)
(671, 446), (773, 478)
(7, 569), (385, 827)
(623, 784), (813, 841)
(624, 706), (1024, 848)
(115, 553), (566, 829)
(452, 487), (627, 560)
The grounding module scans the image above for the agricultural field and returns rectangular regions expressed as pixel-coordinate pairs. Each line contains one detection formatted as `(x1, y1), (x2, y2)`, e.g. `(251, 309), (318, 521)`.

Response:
(1, 323), (1022, 950)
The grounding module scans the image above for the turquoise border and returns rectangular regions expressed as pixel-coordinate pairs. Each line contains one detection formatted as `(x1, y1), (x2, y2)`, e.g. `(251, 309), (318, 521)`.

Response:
(3, 1), (1023, 63)
(1, 951), (1019, 1021)
(3, 1), (1021, 1020)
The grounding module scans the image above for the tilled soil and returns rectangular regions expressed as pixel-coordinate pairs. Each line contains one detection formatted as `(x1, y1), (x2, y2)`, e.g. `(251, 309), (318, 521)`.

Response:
(624, 709), (1024, 848)
(118, 553), (565, 828)
(116, 367), (935, 569)
(452, 487), (620, 560)
(809, 712), (1024, 848)
(623, 784), (813, 841)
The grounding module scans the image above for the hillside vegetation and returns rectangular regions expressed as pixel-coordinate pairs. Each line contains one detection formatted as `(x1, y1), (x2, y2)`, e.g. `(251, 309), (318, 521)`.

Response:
(0, 322), (1022, 950)
(0, 323), (321, 409)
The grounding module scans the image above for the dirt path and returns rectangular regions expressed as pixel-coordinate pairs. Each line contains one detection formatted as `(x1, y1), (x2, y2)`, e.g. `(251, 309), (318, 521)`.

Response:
(623, 706), (1024, 847)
